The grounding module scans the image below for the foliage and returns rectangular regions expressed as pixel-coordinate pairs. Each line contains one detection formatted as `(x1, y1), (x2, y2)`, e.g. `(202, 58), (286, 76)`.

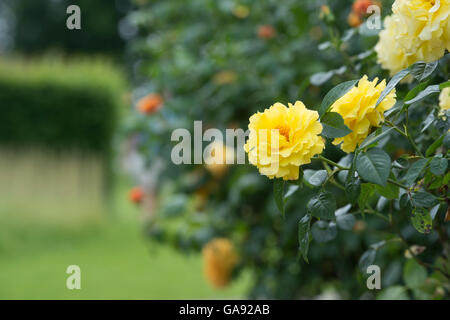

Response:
(124, 0), (450, 299)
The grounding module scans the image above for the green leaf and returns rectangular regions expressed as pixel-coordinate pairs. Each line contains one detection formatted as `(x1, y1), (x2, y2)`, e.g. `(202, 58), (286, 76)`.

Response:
(345, 176), (361, 204)
(321, 112), (351, 138)
(409, 61), (438, 82)
(303, 169), (328, 187)
(404, 80), (430, 104)
(403, 158), (428, 185)
(403, 259), (427, 288)
(319, 80), (358, 116)
(298, 214), (312, 263)
(411, 191), (437, 208)
(429, 157), (448, 175)
(375, 182), (399, 199)
(405, 84), (440, 105)
(273, 179), (285, 217)
(359, 127), (394, 149)
(336, 213), (356, 231)
(307, 190), (336, 219)
(358, 183), (375, 211)
(377, 286), (409, 300)
(310, 71), (333, 86)
(411, 207), (433, 234)
(359, 249), (376, 272)
(311, 220), (337, 243)
(439, 80), (450, 90)
(425, 135), (444, 157)
(376, 68), (410, 107)
(284, 184), (299, 199)
(356, 148), (391, 186)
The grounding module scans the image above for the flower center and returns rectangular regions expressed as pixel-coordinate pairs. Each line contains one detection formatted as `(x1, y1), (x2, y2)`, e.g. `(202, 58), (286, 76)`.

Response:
(275, 125), (290, 141)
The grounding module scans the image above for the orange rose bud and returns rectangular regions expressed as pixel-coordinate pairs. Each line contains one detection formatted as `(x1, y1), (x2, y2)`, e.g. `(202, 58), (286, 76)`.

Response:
(258, 25), (276, 39)
(352, 0), (375, 17)
(347, 11), (362, 27)
(137, 93), (163, 114)
(129, 186), (144, 204)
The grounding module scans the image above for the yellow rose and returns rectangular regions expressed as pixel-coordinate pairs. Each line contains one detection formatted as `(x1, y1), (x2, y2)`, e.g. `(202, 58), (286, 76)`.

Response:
(376, 0), (450, 74)
(330, 75), (397, 153)
(244, 101), (324, 180)
(204, 141), (235, 178)
(203, 238), (238, 288)
(439, 87), (450, 110)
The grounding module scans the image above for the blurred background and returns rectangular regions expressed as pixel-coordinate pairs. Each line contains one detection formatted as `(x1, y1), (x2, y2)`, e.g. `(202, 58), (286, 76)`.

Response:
(2, 0), (436, 300)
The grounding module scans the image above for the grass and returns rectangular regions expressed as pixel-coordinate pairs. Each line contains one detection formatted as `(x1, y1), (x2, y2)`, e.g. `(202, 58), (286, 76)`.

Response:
(0, 149), (250, 299)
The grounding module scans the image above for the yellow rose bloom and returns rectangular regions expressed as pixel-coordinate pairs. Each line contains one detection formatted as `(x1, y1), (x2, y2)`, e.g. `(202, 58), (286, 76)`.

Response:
(204, 141), (235, 178)
(244, 101), (325, 180)
(203, 238), (238, 288)
(376, 0), (450, 74)
(439, 87), (450, 110)
(330, 75), (397, 153)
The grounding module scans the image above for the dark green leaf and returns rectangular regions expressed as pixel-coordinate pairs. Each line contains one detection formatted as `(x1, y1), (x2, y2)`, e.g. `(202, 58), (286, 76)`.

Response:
(410, 61), (438, 81)
(429, 157), (448, 175)
(321, 112), (351, 138)
(311, 220), (337, 243)
(425, 135), (444, 157)
(356, 148), (391, 186)
(411, 191), (437, 208)
(403, 159), (428, 185)
(274, 179), (285, 217)
(375, 182), (399, 199)
(319, 80), (358, 116)
(298, 214), (312, 263)
(376, 69), (410, 107)
(405, 84), (440, 105)
(307, 190), (336, 219)
(359, 127), (394, 149)
(359, 249), (376, 272)
(336, 213), (356, 231)
(358, 183), (375, 211)
(304, 169), (328, 187)
(403, 259), (427, 288)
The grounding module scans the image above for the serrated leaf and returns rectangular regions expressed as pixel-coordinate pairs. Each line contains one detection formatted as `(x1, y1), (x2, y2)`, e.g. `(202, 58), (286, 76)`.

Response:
(311, 220), (337, 243)
(273, 179), (285, 217)
(411, 191), (437, 208)
(307, 190), (336, 219)
(321, 112), (351, 138)
(319, 80), (358, 116)
(359, 127), (394, 149)
(405, 84), (440, 105)
(376, 69), (410, 107)
(375, 182), (399, 199)
(356, 148), (391, 186)
(403, 158), (428, 185)
(425, 135), (444, 157)
(304, 169), (328, 187)
(410, 61), (438, 81)
(429, 157), (448, 175)
(358, 183), (375, 211)
(298, 214), (312, 263)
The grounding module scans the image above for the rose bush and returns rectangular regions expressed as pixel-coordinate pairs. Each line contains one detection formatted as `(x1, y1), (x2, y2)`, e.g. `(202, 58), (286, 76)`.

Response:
(123, 0), (449, 299)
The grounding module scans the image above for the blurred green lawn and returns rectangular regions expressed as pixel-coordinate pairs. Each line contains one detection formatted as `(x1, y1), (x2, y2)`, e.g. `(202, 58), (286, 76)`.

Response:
(0, 172), (249, 299)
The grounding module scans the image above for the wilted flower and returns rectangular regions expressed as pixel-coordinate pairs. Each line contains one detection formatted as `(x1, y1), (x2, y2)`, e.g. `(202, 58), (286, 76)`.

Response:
(244, 101), (325, 180)
(330, 75), (396, 153)
(137, 93), (163, 114)
(439, 87), (450, 111)
(203, 238), (238, 288)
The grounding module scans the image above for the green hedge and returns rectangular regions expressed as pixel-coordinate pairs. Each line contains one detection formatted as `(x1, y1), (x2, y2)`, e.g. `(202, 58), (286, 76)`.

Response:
(0, 57), (126, 154)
